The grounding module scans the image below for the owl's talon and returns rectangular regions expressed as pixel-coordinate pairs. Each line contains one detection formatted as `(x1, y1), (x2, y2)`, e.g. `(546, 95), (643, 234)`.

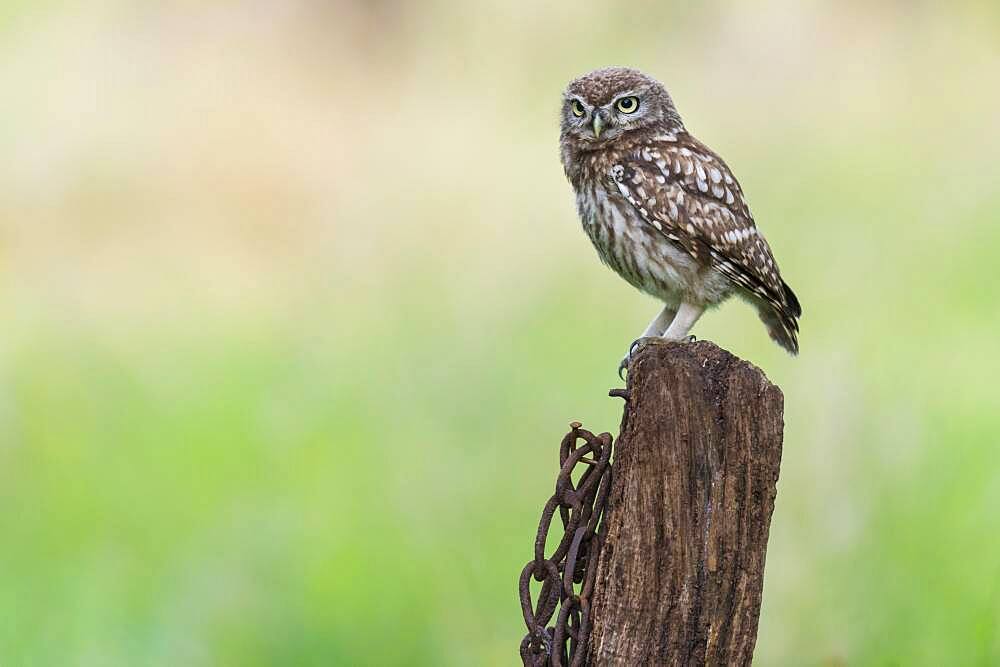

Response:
(684, 334), (697, 343)
(618, 337), (658, 380)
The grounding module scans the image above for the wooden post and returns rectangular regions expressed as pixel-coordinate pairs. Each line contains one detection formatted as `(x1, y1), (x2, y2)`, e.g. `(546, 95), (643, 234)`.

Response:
(586, 340), (784, 666)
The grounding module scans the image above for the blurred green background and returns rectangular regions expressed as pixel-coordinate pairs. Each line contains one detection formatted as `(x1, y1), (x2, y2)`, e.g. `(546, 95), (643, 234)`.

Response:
(2, 1), (999, 664)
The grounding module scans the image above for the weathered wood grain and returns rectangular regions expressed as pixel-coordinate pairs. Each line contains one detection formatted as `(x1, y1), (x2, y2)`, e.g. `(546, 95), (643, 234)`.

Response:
(587, 340), (784, 666)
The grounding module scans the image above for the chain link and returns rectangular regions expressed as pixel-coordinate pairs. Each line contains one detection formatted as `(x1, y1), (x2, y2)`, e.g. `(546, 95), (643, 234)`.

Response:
(519, 421), (614, 666)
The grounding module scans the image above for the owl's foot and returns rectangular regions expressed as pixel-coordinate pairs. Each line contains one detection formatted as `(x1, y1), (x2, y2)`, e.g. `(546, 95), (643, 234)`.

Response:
(618, 337), (661, 381)
(617, 335), (698, 380)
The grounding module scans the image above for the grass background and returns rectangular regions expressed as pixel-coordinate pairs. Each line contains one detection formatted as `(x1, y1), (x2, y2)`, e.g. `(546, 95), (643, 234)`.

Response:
(2, 1), (999, 664)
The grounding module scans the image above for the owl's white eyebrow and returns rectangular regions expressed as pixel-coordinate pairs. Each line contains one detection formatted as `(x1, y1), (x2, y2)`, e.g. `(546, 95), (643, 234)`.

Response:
(611, 90), (640, 101)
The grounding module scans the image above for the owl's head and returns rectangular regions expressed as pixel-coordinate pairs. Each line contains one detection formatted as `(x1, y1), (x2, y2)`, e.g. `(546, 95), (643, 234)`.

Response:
(560, 67), (683, 146)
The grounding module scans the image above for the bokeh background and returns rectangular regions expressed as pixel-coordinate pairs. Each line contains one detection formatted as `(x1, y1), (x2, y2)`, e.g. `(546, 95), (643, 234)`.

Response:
(2, 1), (999, 664)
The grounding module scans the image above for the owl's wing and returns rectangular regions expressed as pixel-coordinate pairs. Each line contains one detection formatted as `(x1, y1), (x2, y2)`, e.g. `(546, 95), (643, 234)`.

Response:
(610, 135), (801, 328)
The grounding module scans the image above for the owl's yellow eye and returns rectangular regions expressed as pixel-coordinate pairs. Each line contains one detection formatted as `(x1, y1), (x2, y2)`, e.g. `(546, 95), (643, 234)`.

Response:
(616, 96), (639, 114)
(571, 100), (586, 117)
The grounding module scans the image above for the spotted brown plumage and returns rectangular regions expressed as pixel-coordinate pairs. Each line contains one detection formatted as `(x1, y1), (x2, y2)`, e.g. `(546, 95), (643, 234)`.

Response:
(559, 67), (801, 360)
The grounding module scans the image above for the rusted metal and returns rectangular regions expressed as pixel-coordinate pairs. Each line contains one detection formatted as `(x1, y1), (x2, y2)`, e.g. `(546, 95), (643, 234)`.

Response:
(608, 388), (629, 401)
(519, 422), (613, 667)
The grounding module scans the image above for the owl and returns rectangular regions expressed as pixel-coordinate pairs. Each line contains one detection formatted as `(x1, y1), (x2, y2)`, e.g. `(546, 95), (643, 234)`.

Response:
(559, 67), (801, 374)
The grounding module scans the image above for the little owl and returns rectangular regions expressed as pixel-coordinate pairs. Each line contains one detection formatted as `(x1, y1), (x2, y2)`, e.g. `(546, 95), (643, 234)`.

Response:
(560, 67), (801, 375)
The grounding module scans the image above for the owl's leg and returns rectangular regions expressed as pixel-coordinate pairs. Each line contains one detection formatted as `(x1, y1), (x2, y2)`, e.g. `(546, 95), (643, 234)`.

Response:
(618, 305), (678, 380)
(641, 305), (678, 338)
(661, 301), (705, 341)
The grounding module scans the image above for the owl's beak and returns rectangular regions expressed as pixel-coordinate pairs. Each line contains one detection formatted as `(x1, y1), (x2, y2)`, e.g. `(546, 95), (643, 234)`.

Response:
(592, 114), (604, 139)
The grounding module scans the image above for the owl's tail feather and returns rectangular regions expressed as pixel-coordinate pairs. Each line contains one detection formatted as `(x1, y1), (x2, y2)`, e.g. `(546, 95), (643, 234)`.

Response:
(782, 280), (802, 318)
(758, 300), (800, 356)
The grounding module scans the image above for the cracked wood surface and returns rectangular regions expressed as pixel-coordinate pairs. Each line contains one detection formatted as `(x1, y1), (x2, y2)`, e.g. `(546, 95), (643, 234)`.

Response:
(587, 340), (784, 666)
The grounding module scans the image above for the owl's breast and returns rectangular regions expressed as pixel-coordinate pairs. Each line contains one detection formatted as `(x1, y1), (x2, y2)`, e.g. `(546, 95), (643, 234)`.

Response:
(575, 181), (699, 303)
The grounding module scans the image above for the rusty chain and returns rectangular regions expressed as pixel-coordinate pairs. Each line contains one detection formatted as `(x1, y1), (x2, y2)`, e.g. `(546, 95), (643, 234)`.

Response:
(518, 421), (614, 666)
